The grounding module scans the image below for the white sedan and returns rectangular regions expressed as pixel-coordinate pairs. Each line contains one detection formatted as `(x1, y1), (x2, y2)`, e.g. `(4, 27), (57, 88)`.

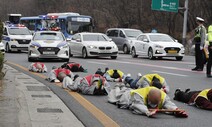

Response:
(28, 31), (69, 62)
(131, 33), (185, 61)
(68, 33), (118, 59)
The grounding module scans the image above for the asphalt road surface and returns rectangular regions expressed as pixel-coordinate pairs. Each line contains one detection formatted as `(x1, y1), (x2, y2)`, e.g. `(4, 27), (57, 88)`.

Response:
(5, 52), (212, 127)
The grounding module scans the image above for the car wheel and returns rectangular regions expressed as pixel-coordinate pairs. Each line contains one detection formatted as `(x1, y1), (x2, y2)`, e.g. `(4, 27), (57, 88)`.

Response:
(63, 58), (70, 62)
(131, 48), (138, 58)
(123, 45), (129, 54)
(28, 57), (34, 62)
(82, 48), (88, 59)
(148, 48), (155, 60)
(111, 56), (117, 59)
(6, 43), (11, 53)
(176, 56), (183, 61)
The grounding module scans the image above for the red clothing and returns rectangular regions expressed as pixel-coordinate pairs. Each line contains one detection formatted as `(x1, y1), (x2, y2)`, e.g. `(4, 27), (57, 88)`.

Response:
(33, 62), (45, 68)
(84, 74), (105, 86)
(67, 63), (80, 68)
(54, 68), (71, 77)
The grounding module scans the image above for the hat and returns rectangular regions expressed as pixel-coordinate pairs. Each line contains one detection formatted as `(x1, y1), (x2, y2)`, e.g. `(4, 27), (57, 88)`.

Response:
(196, 17), (204, 22)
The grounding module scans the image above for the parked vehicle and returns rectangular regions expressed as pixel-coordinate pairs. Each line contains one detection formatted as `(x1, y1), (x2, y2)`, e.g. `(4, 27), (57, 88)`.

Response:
(131, 33), (185, 61)
(2, 24), (32, 52)
(106, 28), (142, 54)
(28, 31), (69, 62)
(68, 32), (118, 59)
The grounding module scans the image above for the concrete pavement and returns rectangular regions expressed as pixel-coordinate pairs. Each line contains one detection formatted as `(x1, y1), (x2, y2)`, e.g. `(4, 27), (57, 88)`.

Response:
(0, 64), (84, 127)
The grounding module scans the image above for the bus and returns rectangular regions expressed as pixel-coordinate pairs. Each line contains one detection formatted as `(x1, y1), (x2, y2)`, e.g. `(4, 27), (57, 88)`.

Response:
(20, 12), (94, 38)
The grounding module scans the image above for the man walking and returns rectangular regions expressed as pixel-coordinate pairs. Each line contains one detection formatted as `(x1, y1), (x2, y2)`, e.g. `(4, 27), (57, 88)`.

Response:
(192, 17), (206, 71)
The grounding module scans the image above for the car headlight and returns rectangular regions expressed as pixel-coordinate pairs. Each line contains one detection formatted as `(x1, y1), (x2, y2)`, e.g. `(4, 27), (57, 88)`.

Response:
(61, 44), (69, 49)
(11, 39), (16, 41)
(112, 45), (118, 49)
(87, 45), (97, 49)
(155, 45), (163, 48)
(29, 45), (38, 48)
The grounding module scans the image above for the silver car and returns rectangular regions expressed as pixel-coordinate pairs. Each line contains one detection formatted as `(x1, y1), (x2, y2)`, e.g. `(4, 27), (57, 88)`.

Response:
(106, 28), (142, 54)
(28, 31), (69, 62)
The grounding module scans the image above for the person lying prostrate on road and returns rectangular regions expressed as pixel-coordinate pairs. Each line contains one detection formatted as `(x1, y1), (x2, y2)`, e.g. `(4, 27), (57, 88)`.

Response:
(61, 62), (87, 72)
(28, 62), (47, 73)
(124, 73), (170, 93)
(103, 69), (127, 82)
(63, 74), (110, 95)
(174, 88), (212, 110)
(47, 67), (74, 82)
(108, 86), (188, 118)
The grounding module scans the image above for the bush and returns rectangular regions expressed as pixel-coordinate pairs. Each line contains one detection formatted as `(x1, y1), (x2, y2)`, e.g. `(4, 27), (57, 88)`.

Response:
(0, 52), (4, 80)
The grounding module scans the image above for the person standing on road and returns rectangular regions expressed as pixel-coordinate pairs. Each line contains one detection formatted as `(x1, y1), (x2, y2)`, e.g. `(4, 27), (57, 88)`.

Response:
(192, 17), (206, 71)
(174, 88), (212, 110)
(206, 25), (212, 78)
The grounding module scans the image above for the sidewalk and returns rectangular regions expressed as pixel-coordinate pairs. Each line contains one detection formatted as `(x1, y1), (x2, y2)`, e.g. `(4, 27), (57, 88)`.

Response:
(0, 65), (84, 127)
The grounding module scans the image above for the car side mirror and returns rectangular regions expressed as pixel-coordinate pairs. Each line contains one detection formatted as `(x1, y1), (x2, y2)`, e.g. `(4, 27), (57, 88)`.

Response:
(66, 38), (71, 41)
(108, 38), (112, 41)
(143, 39), (149, 42)
(76, 39), (81, 42)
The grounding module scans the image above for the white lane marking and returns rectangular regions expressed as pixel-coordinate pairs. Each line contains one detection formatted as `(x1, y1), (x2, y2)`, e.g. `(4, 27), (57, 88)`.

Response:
(87, 61), (108, 65)
(152, 70), (188, 77)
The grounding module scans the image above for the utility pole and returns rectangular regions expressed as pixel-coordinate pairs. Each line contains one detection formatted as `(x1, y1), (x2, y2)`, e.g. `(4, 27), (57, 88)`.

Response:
(182, 0), (189, 46)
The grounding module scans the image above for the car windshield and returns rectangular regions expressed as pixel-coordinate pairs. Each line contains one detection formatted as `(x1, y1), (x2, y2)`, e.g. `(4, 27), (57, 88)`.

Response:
(83, 34), (108, 41)
(149, 35), (174, 42)
(8, 28), (31, 35)
(124, 30), (142, 38)
(33, 32), (64, 41)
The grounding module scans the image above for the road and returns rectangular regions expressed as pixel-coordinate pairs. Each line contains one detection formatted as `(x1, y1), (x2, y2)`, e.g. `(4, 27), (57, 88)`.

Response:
(5, 52), (212, 127)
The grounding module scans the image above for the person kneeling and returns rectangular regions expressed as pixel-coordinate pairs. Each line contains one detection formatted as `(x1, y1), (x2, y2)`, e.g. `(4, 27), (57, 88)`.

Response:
(28, 62), (47, 73)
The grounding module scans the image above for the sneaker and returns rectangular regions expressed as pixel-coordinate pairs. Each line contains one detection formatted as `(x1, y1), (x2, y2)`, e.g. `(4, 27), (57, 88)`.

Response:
(137, 73), (142, 78)
(173, 88), (181, 100)
(185, 88), (190, 93)
(127, 73), (131, 77)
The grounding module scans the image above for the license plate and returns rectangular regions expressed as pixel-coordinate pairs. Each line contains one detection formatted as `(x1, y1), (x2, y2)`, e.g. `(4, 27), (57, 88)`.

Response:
(43, 51), (55, 55)
(168, 50), (177, 53)
(100, 50), (111, 53)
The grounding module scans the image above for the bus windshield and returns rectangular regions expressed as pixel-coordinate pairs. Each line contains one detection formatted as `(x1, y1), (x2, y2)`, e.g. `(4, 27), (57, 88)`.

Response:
(66, 17), (93, 34)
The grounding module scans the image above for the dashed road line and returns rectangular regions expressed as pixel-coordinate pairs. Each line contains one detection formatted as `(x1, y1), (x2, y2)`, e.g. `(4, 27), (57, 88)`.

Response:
(152, 70), (189, 77)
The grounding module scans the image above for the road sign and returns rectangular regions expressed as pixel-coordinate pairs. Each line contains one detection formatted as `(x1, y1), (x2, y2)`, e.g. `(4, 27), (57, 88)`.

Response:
(152, 0), (179, 13)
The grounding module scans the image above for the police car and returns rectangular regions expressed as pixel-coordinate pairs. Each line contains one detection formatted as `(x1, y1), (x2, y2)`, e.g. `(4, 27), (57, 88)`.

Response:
(2, 24), (32, 52)
(28, 31), (69, 62)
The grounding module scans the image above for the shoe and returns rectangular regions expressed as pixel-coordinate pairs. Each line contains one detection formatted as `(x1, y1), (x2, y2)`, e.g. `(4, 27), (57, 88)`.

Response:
(191, 67), (198, 71)
(127, 73), (131, 77)
(185, 89), (190, 93)
(207, 75), (212, 78)
(196, 68), (203, 71)
(173, 88), (181, 100)
(137, 73), (142, 79)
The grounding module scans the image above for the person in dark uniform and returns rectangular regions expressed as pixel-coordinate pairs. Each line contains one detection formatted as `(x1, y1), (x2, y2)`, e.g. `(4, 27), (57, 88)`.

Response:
(206, 25), (212, 78)
(192, 17), (206, 71)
